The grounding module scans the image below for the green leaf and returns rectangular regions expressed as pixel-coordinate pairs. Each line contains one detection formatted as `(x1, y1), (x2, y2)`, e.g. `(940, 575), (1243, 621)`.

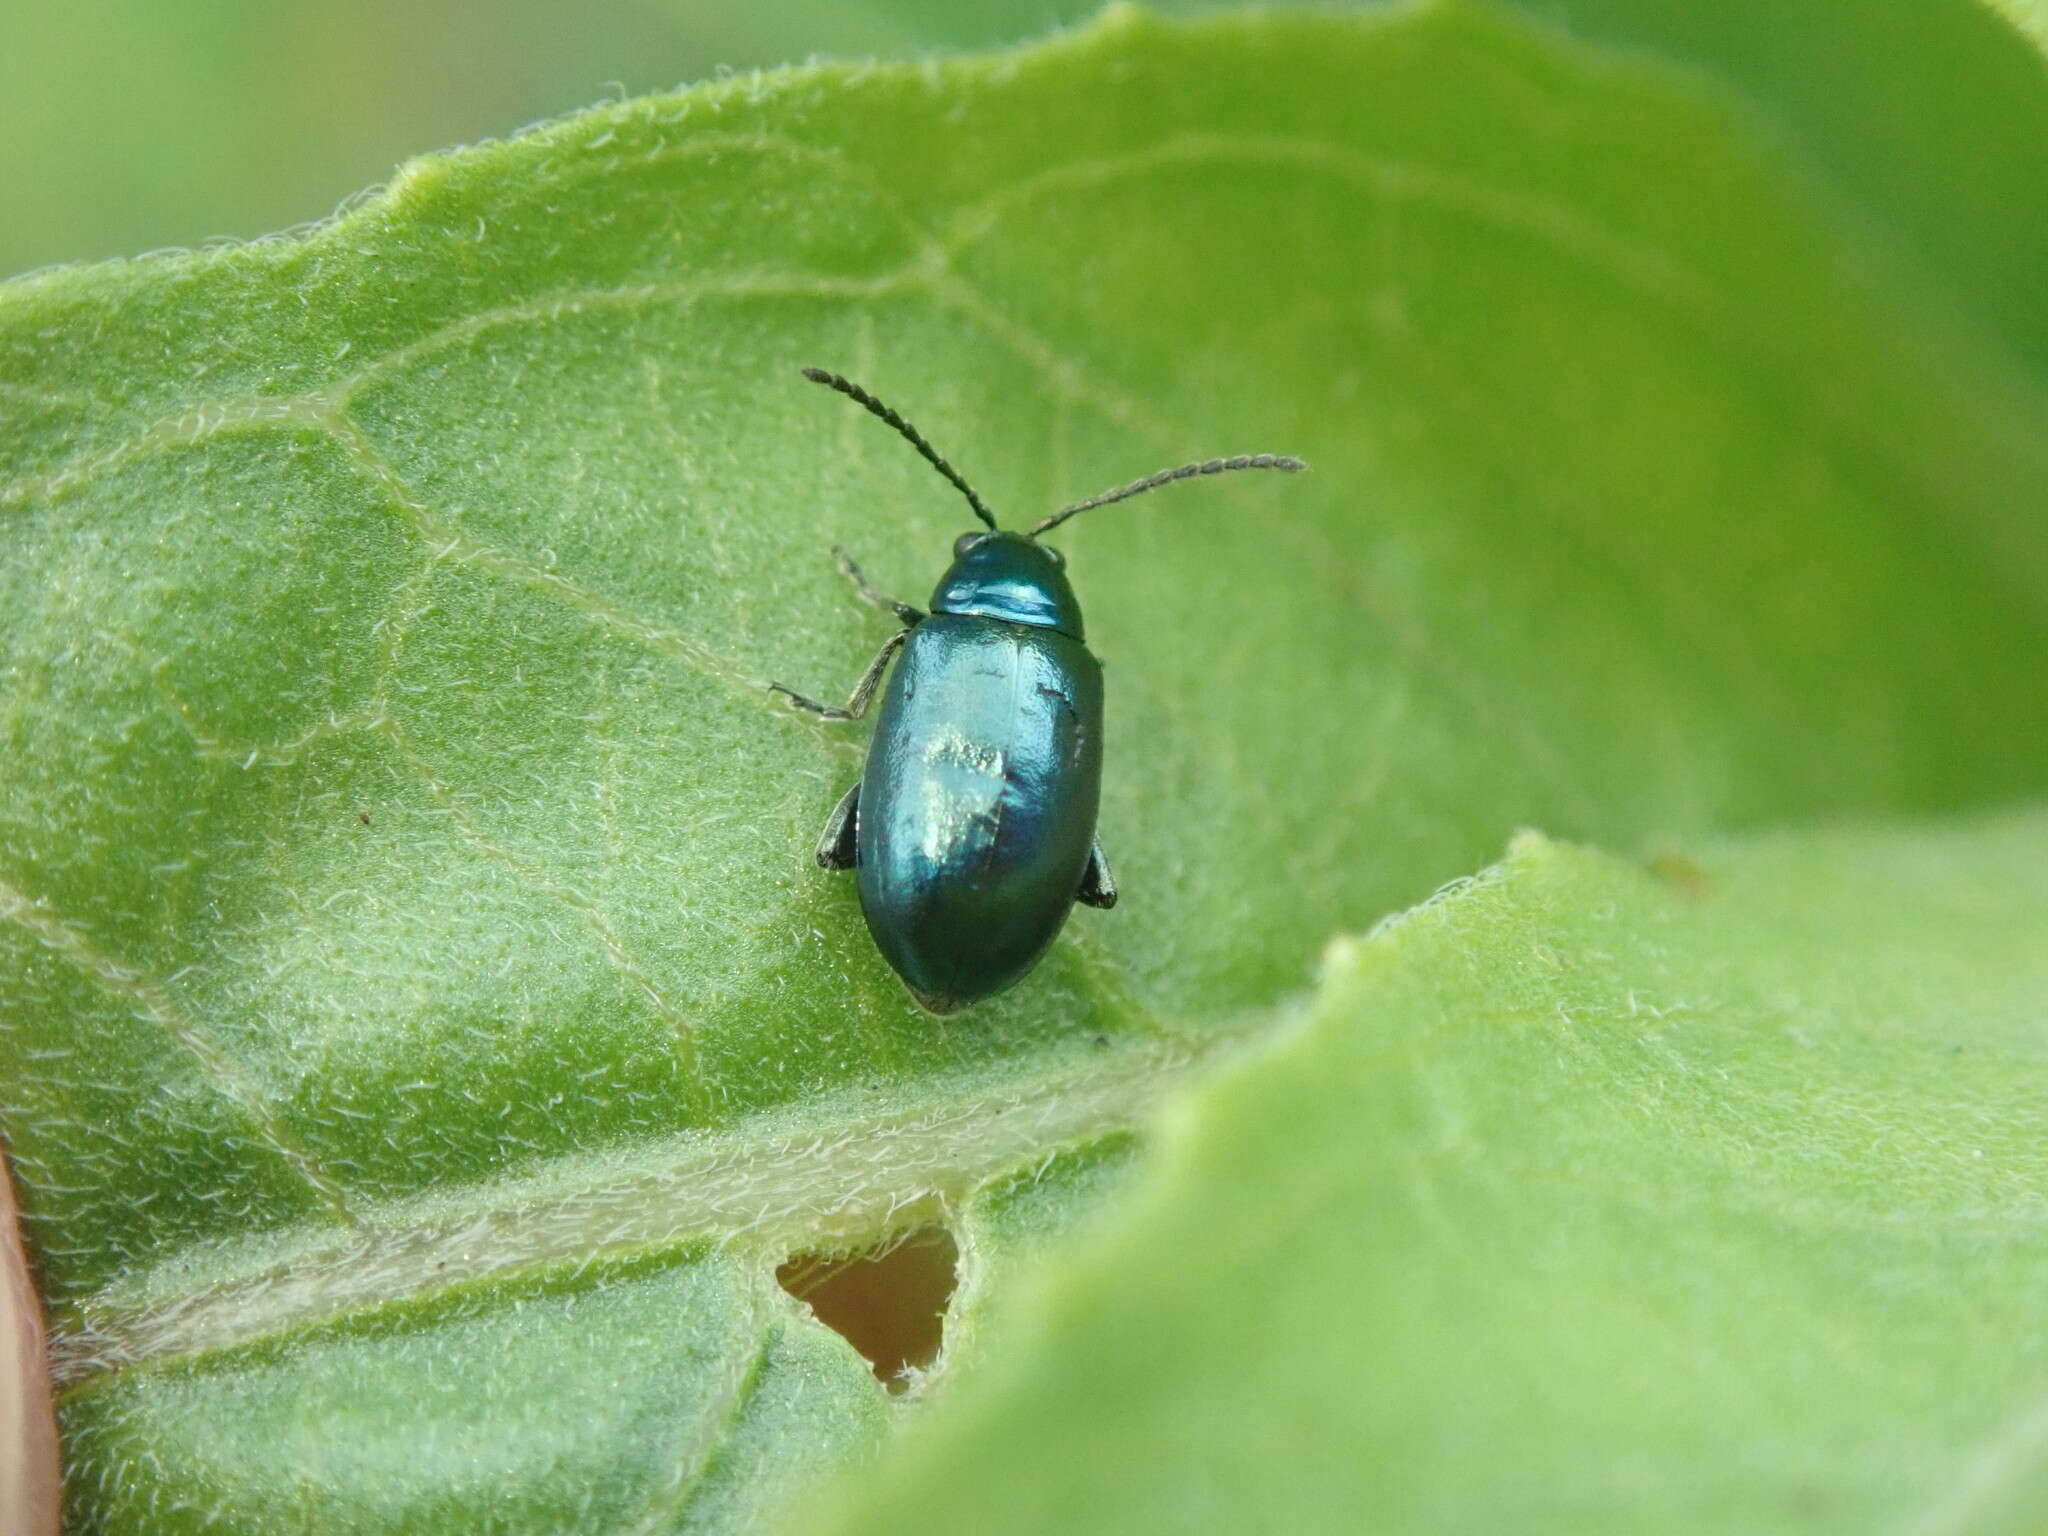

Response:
(4, 3), (2047, 1529)
(1979, 0), (2048, 57)
(1493, 0), (2048, 380)
(818, 810), (2048, 1535)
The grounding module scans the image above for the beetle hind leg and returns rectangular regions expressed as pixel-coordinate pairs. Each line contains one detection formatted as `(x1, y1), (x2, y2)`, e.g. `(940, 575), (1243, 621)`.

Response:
(815, 782), (860, 870)
(1077, 839), (1117, 909)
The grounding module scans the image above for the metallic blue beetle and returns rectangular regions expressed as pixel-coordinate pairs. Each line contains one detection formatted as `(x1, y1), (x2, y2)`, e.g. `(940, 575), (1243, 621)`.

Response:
(774, 369), (1302, 1013)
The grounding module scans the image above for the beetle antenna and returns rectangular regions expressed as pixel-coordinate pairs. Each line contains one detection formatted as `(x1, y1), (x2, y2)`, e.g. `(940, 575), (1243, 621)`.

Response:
(802, 368), (999, 532)
(1027, 454), (1306, 537)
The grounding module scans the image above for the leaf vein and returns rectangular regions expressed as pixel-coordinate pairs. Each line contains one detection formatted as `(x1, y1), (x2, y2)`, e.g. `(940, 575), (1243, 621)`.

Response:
(327, 420), (828, 726)
(378, 715), (713, 1113)
(5, 127), (1768, 516)
(0, 873), (358, 1227)
(628, 1303), (776, 1536)
(937, 130), (1747, 342)
(46, 1028), (1233, 1386)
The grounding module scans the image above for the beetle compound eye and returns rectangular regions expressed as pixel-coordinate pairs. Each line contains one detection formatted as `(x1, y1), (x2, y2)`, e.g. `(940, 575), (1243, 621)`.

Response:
(952, 532), (989, 558)
(1042, 545), (1066, 568)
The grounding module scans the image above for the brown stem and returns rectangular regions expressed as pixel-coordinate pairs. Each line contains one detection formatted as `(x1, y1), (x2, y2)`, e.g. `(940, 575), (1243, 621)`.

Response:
(2, 1147), (60, 1536)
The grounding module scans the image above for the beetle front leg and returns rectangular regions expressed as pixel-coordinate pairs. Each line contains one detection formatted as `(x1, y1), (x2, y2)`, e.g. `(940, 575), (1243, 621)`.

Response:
(814, 781), (860, 870)
(1078, 839), (1118, 909)
(769, 627), (910, 721)
(834, 545), (924, 627)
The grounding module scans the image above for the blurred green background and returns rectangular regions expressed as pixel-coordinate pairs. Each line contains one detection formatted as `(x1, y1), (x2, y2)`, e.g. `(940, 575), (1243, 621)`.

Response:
(5, 0), (2047, 379)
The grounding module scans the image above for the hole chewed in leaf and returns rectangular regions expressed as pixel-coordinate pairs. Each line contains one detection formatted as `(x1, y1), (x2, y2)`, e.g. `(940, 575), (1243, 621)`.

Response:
(776, 1226), (960, 1395)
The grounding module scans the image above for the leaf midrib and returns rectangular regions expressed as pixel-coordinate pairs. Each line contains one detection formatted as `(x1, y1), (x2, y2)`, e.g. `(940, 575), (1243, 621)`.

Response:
(48, 1024), (1242, 1391)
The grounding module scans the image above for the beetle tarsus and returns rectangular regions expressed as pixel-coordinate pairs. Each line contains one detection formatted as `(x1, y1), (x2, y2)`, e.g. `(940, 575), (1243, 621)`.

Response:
(1078, 839), (1118, 909)
(768, 682), (844, 718)
(816, 782), (861, 870)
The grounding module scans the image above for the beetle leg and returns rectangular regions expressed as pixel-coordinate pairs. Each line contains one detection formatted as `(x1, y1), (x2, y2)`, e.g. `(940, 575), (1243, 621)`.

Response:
(770, 628), (909, 721)
(814, 781), (860, 870)
(834, 545), (924, 627)
(1077, 839), (1118, 909)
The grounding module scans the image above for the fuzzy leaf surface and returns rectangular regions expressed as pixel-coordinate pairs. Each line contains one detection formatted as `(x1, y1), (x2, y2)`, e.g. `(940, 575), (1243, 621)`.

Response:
(3, 4), (2047, 1529)
(823, 812), (2048, 1535)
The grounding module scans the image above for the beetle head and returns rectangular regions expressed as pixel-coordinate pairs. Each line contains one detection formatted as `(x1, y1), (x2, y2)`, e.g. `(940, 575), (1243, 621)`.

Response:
(931, 531), (1083, 639)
